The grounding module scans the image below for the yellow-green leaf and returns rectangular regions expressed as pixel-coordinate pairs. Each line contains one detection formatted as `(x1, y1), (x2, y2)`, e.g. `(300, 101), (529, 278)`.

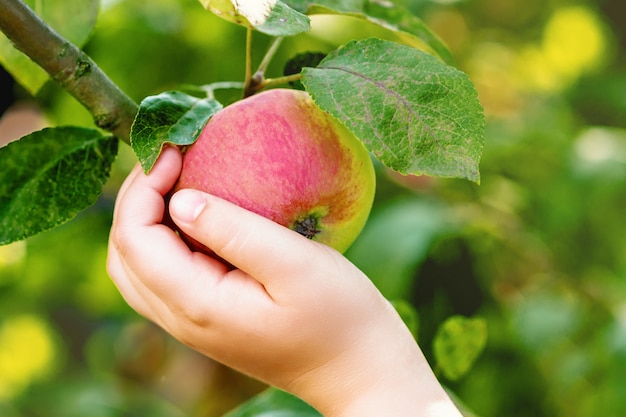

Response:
(434, 315), (487, 381)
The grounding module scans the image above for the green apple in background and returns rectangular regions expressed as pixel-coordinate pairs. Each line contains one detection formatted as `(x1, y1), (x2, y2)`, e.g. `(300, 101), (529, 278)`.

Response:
(175, 88), (376, 253)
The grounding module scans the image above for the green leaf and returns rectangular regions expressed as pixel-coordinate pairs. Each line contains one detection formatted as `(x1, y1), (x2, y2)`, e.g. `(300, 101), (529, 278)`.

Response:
(256, 2), (312, 36)
(362, 1), (454, 64)
(433, 315), (487, 381)
(223, 387), (320, 417)
(0, 127), (118, 245)
(284, 0), (364, 14)
(199, 0), (310, 36)
(302, 38), (484, 183)
(0, 0), (99, 94)
(130, 91), (223, 173)
(283, 0), (453, 63)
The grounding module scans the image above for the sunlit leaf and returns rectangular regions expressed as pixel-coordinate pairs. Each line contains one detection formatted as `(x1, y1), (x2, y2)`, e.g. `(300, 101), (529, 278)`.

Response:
(362, 1), (454, 64)
(283, 0), (364, 14)
(130, 91), (222, 173)
(256, 2), (311, 36)
(0, 127), (117, 245)
(303, 38), (484, 182)
(434, 316), (487, 381)
(199, 0), (310, 36)
(283, 0), (453, 62)
(0, 0), (99, 94)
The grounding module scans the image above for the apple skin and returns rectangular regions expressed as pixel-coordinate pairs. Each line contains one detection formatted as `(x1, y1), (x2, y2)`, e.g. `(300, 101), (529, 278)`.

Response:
(174, 88), (376, 253)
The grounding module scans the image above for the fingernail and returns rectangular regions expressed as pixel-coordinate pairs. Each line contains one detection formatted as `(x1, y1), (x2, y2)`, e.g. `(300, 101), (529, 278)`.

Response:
(171, 190), (206, 223)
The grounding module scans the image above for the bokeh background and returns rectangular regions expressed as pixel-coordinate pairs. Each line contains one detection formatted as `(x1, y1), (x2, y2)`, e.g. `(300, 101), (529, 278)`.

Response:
(1, 0), (626, 416)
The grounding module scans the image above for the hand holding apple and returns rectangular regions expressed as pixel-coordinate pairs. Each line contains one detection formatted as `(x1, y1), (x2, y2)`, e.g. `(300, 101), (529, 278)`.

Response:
(107, 147), (462, 417)
(175, 88), (376, 254)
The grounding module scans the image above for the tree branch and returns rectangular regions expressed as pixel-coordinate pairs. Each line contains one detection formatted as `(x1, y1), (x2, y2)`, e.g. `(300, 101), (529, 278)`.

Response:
(0, 0), (137, 144)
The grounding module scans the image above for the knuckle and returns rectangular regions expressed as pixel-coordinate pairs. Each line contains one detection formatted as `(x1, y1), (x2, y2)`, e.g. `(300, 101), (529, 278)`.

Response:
(210, 221), (255, 259)
(172, 301), (212, 332)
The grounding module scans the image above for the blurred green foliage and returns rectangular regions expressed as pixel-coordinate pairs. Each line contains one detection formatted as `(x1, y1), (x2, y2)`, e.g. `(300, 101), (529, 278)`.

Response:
(1, 0), (626, 416)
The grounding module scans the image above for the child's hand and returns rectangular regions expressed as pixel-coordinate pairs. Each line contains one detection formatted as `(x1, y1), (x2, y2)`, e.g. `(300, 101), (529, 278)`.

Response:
(107, 146), (461, 417)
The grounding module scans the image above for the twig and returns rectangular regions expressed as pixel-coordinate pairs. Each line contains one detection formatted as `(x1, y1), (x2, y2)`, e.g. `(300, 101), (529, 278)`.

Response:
(0, 0), (138, 144)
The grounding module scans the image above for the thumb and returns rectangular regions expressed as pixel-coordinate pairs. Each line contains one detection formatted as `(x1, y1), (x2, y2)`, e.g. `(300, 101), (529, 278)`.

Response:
(168, 189), (322, 285)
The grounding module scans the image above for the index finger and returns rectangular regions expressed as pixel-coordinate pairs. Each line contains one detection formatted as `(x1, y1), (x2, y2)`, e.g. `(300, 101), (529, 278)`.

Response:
(112, 146), (181, 228)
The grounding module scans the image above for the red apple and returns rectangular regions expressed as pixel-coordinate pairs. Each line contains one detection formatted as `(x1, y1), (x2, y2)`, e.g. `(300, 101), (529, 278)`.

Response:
(174, 88), (375, 253)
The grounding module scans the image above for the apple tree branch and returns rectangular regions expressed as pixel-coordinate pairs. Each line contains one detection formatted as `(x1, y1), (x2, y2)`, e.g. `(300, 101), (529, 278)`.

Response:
(0, 0), (137, 144)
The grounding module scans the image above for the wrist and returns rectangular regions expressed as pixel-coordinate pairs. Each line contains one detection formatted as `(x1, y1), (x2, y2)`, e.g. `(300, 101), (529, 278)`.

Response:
(287, 306), (462, 417)
(333, 372), (462, 417)
(324, 351), (461, 417)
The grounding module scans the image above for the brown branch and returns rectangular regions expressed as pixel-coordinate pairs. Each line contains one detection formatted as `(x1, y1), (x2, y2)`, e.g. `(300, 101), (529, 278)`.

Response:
(0, 0), (137, 144)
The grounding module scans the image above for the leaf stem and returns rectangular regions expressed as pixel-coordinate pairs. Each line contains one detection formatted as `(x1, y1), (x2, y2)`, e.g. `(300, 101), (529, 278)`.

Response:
(201, 81), (246, 100)
(255, 36), (283, 78)
(254, 73), (302, 91)
(0, 0), (138, 144)
(242, 26), (254, 98)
